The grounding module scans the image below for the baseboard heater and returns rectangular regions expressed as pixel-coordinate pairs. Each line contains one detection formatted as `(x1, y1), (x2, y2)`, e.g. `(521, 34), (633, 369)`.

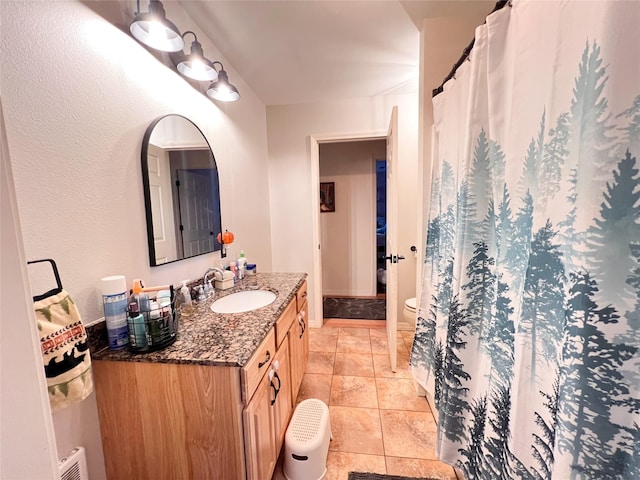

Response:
(59, 446), (88, 480)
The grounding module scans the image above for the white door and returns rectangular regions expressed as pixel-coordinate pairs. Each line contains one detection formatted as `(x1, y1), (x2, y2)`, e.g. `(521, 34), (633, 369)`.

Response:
(148, 144), (177, 264)
(385, 106), (399, 372)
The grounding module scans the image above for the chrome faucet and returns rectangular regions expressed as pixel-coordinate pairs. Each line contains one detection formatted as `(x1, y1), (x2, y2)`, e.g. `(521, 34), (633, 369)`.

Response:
(203, 267), (225, 285)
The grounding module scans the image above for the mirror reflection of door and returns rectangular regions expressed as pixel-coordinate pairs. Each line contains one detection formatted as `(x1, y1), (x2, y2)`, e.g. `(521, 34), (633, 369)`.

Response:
(147, 144), (177, 264)
(175, 167), (218, 257)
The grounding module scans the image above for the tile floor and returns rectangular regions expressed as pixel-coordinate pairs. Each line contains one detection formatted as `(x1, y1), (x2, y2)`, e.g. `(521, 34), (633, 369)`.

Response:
(272, 325), (458, 480)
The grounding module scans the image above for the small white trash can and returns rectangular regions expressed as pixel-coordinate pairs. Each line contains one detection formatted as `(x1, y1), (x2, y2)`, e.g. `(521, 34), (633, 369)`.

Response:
(283, 398), (332, 480)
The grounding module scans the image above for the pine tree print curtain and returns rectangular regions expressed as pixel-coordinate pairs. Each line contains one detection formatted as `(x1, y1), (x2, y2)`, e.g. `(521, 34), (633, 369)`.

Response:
(410, 1), (639, 478)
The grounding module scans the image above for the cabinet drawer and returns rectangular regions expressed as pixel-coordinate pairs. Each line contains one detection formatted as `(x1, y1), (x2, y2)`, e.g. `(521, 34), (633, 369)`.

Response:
(296, 281), (308, 311)
(275, 299), (296, 347)
(242, 328), (276, 404)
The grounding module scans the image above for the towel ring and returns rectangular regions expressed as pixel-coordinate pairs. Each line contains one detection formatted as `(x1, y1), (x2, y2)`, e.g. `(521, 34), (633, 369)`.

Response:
(27, 258), (63, 302)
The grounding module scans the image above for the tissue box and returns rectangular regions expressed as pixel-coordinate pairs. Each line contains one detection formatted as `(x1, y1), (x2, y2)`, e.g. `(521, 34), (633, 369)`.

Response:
(215, 278), (234, 290)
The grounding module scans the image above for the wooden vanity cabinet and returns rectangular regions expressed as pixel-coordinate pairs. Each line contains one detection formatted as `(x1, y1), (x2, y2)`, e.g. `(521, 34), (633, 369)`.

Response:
(94, 282), (308, 480)
(243, 338), (292, 480)
(93, 361), (247, 480)
(288, 281), (309, 404)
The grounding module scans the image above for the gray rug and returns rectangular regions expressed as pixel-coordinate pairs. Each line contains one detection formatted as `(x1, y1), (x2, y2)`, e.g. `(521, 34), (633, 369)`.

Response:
(323, 297), (386, 320)
(348, 473), (436, 480)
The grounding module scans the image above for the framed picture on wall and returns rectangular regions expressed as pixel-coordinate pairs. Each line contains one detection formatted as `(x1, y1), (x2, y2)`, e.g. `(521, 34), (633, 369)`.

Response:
(320, 182), (335, 212)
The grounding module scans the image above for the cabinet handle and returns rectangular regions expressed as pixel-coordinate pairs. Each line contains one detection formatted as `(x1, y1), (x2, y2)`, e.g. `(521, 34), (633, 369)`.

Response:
(298, 316), (306, 338)
(301, 291), (307, 299)
(270, 371), (281, 405)
(258, 350), (271, 368)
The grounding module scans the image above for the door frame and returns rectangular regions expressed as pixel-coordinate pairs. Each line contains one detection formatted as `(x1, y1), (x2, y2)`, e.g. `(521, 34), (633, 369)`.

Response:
(309, 130), (386, 328)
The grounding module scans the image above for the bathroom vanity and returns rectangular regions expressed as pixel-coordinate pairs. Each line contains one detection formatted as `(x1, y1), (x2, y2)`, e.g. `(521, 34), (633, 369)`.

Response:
(91, 273), (309, 480)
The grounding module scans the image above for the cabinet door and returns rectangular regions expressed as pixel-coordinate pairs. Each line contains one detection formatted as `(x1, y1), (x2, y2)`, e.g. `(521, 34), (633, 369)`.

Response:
(271, 339), (292, 452)
(243, 371), (277, 480)
(288, 300), (309, 404)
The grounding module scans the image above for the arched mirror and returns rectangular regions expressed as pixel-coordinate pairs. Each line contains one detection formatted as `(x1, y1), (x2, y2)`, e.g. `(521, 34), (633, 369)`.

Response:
(141, 114), (222, 266)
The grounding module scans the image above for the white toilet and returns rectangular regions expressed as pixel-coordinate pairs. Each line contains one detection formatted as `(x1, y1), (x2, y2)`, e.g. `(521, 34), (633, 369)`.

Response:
(402, 297), (417, 330)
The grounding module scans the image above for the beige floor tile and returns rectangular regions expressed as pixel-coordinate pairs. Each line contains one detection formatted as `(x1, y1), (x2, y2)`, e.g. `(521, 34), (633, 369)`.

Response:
(385, 457), (457, 479)
(325, 452), (386, 480)
(400, 330), (416, 342)
(339, 327), (370, 337)
(336, 334), (371, 353)
(306, 351), (335, 374)
(333, 352), (374, 377)
(310, 332), (338, 352)
(372, 334), (411, 354)
(397, 336), (411, 354)
(368, 327), (387, 338)
(300, 324), (444, 479)
(380, 410), (437, 459)
(370, 334), (388, 355)
(376, 378), (430, 412)
(297, 373), (333, 405)
(330, 375), (378, 408)
(310, 326), (340, 336)
(372, 352), (412, 379)
(328, 406), (384, 455)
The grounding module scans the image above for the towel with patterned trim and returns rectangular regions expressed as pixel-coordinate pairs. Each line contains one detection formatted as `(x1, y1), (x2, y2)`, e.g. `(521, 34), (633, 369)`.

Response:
(34, 290), (93, 411)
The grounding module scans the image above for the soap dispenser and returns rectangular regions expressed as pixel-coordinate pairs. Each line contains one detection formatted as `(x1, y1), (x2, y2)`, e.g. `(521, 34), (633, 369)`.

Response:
(180, 281), (193, 314)
(203, 279), (214, 298)
(196, 285), (206, 303)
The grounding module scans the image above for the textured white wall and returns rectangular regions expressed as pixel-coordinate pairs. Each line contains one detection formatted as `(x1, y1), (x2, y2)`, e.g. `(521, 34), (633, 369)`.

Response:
(0, 1), (272, 478)
(1, 101), (59, 480)
(320, 140), (386, 296)
(266, 95), (419, 326)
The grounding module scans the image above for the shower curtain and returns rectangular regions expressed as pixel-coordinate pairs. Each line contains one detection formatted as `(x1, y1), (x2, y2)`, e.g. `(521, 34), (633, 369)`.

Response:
(410, 1), (639, 478)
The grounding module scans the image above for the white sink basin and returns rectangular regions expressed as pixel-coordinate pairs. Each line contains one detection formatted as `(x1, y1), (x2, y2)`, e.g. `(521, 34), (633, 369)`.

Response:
(210, 290), (277, 314)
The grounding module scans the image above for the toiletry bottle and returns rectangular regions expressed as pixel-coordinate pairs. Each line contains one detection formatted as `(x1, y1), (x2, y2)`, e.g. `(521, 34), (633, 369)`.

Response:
(128, 302), (147, 349)
(101, 275), (129, 350)
(229, 261), (238, 283)
(147, 300), (162, 345)
(156, 289), (172, 328)
(180, 281), (193, 315)
(196, 285), (205, 302)
(131, 279), (144, 308)
(203, 280), (214, 298)
(237, 251), (247, 280)
(138, 292), (150, 319)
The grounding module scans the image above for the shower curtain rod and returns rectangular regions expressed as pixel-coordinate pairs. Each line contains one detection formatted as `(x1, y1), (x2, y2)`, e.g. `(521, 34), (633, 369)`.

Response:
(432, 0), (510, 98)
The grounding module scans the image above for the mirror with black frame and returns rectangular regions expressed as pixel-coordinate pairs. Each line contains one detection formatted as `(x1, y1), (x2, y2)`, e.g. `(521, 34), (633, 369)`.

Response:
(141, 114), (222, 266)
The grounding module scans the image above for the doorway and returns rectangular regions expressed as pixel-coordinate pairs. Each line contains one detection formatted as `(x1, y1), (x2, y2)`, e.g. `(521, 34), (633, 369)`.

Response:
(318, 139), (386, 322)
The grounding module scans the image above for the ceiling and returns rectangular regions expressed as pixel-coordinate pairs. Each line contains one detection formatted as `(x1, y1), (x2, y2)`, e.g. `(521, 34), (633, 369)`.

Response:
(178, 1), (495, 106)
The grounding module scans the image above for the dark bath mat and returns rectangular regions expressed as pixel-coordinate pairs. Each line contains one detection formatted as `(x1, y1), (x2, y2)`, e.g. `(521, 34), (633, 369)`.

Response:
(348, 473), (439, 480)
(323, 297), (386, 320)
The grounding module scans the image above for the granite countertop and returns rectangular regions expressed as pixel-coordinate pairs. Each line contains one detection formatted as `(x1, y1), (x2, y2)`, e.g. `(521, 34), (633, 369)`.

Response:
(91, 272), (307, 368)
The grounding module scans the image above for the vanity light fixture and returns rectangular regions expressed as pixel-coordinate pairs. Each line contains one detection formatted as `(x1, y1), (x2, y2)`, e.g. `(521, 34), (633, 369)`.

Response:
(129, 2), (241, 102)
(176, 31), (218, 81)
(130, 0), (184, 52)
(207, 62), (241, 102)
